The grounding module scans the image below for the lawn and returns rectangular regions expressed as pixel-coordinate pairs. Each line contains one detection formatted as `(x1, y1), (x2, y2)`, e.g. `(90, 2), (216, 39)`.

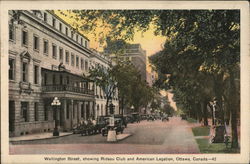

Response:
(192, 126), (210, 136)
(196, 138), (240, 153)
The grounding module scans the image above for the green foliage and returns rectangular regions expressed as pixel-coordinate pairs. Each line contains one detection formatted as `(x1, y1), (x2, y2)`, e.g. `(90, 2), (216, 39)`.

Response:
(196, 138), (240, 153)
(192, 127), (210, 136)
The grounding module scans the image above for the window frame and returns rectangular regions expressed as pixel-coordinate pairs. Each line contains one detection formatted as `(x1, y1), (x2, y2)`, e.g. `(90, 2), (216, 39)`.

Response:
(76, 55), (79, 68)
(59, 47), (64, 62)
(9, 58), (15, 81)
(52, 17), (56, 27)
(34, 65), (39, 85)
(52, 43), (57, 59)
(65, 50), (69, 64)
(43, 39), (49, 55)
(33, 34), (40, 51)
(43, 12), (47, 22)
(71, 53), (75, 66)
(22, 29), (28, 47)
(22, 61), (28, 82)
(9, 24), (15, 42)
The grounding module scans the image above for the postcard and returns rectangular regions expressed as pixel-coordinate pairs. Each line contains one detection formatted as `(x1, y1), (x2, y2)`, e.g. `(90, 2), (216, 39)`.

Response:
(1, 1), (249, 164)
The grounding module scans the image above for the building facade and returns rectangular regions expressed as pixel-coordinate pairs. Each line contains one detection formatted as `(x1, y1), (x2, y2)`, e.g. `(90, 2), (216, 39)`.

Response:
(108, 43), (147, 82)
(8, 10), (118, 137)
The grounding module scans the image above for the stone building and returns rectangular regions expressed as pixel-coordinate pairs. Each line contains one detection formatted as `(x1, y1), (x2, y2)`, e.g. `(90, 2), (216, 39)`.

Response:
(8, 10), (118, 137)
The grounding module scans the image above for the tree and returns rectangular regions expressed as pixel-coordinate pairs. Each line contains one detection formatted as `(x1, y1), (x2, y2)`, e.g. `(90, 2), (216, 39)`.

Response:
(88, 65), (117, 115)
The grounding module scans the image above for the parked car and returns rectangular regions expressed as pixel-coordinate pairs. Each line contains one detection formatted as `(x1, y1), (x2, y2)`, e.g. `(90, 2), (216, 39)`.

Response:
(114, 114), (127, 128)
(101, 118), (125, 136)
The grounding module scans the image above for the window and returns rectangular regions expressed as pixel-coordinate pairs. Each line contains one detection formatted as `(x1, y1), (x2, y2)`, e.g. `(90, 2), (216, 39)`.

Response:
(71, 54), (75, 66)
(34, 102), (39, 121)
(9, 58), (15, 80)
(76, 34), (78, 42)
(34, 65), (39, 84)
(9, 24), (15, 41)
(52, 44), (57, 59)
(85, 41), (88, 48)
(22, 30), (28, 46)
(59, 48), (63, 62)
(65, 27), (68, 36)
(65, 51), (69, 64)
(52, 18), (56, 27)
(81, 38), (83, 45)
(22, 62), (28, 82)
(71, 31), (74, 38)
(43, 12), (47, 22)
(21, 102), (28, 122)
(85, 60), (88, 71)
(76, 56), (79, 67)
(59, 23), (62, 32)
(43, 40), (48, 54)
(33, 35), (39, 51)
(81, 58), (84, 70)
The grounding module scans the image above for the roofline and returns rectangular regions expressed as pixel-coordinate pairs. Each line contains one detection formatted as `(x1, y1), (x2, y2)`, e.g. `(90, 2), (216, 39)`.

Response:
(47, 10), (90, 41)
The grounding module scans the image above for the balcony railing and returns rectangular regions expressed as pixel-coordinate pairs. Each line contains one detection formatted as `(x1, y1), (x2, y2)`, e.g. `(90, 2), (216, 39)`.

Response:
(42, 85), (94, 95)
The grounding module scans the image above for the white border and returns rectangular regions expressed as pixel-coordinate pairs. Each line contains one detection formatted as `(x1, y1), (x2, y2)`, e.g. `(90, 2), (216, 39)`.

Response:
(1, 1), (249, 164)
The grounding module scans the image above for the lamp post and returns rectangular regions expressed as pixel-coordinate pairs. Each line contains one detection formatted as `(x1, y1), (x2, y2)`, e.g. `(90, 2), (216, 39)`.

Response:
(51, 97), (61, 136)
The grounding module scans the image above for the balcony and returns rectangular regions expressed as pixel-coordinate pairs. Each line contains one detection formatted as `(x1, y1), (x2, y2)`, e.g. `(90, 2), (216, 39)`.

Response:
(42, 85), (94, 95)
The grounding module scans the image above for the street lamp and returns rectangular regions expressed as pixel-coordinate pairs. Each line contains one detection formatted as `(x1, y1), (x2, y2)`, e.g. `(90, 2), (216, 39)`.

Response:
(51, 97), (61, 136)
(131, 105), (134, 112)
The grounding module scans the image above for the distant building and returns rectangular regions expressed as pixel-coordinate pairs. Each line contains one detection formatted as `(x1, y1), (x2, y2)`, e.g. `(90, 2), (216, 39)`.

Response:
(109, 43), (147, 82)
(8, 10), (118, 137)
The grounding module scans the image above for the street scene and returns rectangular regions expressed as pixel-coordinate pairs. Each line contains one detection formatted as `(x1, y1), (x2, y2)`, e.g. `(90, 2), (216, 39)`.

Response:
(10, 117), (200, 154)
(7, 9), (241, 157)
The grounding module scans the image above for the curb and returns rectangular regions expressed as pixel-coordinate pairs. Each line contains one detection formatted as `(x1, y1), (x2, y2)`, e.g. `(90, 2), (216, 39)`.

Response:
(10, 133), (74, 143)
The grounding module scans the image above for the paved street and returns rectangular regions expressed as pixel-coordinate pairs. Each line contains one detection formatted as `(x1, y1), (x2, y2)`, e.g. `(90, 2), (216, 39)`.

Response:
(10, 117), (200, 154)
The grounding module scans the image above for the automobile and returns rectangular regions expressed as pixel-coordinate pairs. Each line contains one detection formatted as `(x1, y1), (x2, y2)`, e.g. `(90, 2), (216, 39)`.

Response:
(130, 112), (140, 123)
(95, 116), (109, 133)
(101, 118), (125, 136)
(114, 114), (127, 128)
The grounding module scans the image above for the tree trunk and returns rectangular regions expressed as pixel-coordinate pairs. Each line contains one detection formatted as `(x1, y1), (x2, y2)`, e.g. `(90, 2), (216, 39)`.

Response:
(201, 101), (208, 126)
(228, 70), (239, 149)
(213, 74), (225, 124)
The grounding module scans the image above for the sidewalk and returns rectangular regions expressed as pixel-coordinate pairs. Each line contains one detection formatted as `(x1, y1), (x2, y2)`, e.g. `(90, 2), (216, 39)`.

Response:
(9, 132), (73, 142)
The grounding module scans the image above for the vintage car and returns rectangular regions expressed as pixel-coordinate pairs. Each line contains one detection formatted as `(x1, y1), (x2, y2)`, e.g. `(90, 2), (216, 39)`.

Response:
(101, 118), (125, 136)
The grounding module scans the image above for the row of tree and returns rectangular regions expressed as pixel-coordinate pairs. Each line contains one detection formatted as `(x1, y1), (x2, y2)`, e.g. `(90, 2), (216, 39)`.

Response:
(62, 9), (240, 148)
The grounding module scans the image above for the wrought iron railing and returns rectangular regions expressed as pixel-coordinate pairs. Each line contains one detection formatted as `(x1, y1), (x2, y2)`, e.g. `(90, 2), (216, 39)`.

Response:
(42, 85), (94, 95)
